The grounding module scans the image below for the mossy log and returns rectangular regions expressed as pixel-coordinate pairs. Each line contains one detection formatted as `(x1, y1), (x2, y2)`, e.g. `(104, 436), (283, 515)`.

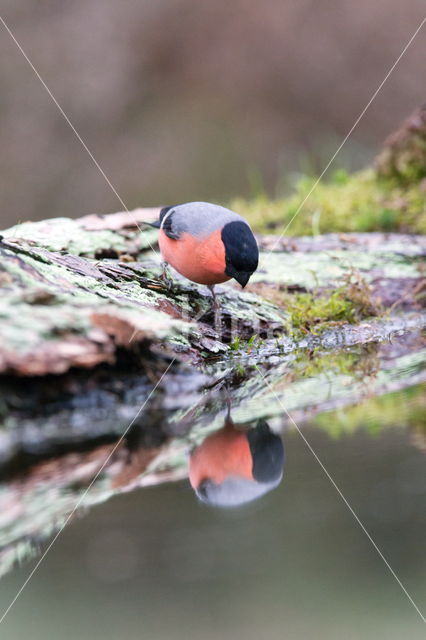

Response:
(0, 212), (291, 374)
(0, 213), (425, 376)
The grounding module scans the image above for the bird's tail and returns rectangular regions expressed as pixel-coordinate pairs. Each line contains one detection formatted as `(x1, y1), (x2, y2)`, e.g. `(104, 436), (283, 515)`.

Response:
(141, 220), (161, 228)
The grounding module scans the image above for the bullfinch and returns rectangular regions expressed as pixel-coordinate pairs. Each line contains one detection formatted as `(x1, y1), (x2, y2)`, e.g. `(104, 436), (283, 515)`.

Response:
(188, 415), (284, 508)
(146, 202), (259, 308)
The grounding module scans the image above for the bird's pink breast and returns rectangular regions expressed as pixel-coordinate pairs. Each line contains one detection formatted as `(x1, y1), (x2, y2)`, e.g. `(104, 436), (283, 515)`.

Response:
(159, 229), (230, 285)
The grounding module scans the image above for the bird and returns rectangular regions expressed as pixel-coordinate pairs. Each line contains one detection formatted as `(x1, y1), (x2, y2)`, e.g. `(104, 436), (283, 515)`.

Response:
(188, 412), (284, 508)
(145, 202), (259, 310)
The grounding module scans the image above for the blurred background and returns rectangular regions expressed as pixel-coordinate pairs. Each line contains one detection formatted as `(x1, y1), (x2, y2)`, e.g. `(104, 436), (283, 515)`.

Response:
(0, 1), (425, 228)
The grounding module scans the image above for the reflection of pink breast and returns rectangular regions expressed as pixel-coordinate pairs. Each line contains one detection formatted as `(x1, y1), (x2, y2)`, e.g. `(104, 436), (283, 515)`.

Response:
(159, 229), (230, 285)
(189, 426), (253, 488)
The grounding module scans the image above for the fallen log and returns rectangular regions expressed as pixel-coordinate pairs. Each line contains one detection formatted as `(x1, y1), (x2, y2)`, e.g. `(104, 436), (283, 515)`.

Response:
(0, 218), (424, 376)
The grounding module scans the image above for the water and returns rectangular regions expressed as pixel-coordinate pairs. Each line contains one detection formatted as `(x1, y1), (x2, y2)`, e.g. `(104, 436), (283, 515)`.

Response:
(0, 337), (425, 639)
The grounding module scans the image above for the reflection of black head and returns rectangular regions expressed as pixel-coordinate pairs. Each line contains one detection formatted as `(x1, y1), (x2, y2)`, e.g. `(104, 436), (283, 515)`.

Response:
(247, 419), (284, 483)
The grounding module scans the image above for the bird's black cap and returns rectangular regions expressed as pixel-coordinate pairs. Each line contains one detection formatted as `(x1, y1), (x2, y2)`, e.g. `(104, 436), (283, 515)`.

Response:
(221, 221), (259, 288)
(247, 419), (284, 483)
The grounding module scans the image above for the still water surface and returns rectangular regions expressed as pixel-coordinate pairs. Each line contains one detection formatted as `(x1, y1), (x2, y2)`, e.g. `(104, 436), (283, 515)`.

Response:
(0, 380), (425, 640)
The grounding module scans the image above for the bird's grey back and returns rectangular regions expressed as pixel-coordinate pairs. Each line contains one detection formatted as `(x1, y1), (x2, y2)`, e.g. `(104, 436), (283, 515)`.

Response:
(164, 202), (246, 238)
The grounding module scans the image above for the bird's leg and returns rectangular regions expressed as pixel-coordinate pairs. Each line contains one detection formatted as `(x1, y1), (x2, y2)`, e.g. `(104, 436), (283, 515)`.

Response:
(208, 284), (221, 329)
(160, 261), (174, 290)
(224, 389), (233, 425)
(207, 284), (220, 311)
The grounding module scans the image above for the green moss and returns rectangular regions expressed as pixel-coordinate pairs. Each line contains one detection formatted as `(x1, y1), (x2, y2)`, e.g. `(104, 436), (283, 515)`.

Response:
(375, 106), (426, 184)
(230, 168), (426, 235)
(229, 336), (242, 351)
(228, 333), (263, 355)
(257, 269), (382, 337)
(285, 290), (356, 333)
(292, 348), (362, 379)
(313, 384), (426, 438)
(289, 342), (383, 388)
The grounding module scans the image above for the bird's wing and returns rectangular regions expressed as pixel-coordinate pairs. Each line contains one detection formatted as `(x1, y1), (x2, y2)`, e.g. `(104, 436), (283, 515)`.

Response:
(161, 210), (180, 239)
(164, 202), (243, 240)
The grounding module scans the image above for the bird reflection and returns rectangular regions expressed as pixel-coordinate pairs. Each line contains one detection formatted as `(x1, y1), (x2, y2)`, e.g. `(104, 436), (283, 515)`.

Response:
(189, 407), (284, 507)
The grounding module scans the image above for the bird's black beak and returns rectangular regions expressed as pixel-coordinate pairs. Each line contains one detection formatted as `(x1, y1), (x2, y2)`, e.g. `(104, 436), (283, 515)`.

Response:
(226, 265), (251, 288)
(235, 271), (251, 288)
(196, 479), (212, 502)
(256, 419), (272, 434)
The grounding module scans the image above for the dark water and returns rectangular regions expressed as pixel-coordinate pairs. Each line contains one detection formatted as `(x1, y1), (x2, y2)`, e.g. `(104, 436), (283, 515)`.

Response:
(0, 381), (425, 640)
